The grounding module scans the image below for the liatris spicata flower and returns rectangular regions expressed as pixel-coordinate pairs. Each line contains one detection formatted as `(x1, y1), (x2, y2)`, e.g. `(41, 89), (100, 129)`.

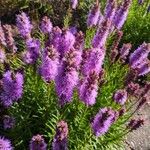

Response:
(126, 81), (140, 97)
(3, 115), (15, 129)
(138, 0), (144, 5)
(111, 30), (123, 51)
(142, 82), (150, 96)
(110, 50), (118, 63)
(137, 97), (147, 109)
(87, 1), (100, 27)
(119, 43), (132, 61)
(71, 0), (78, 9)
(0, 136), (13, 150)
(74, 31), (84, 51)
(29, 134), (47, 150)
(138, 61), (150, 76)
(104, 0), (117, 21)
(92, 19), (111, 48)
(52, 120), (68, 150)
(39, 45), (59, 82)
(127, 119), (144, 131)
(69, 26), (77, 35)
(129, 43), (150, 69)
(97, 14), (104, 26)
(55, 48), (80, 106)
(0, 49), (5, 63)
(113, 89), (128, 105)
(40, 16), (52, 34)
(49, 26), (62, 51)
(118, 108), (126, 117)
(0, 22), (6, 46)
(113, 0), (132, 30)
(124, 69), (138, 85)
(110, 30), (123, 63)
(79, 71), (99, 106)
(91, 107), (117, 137)
(3, 25), (17, 53)
(0, 70), (24, 107)
(23, 39), (40, 64)
(81, 48), (105, 76)
(16, 12), (33, 39)
(58, 29), (75, 56)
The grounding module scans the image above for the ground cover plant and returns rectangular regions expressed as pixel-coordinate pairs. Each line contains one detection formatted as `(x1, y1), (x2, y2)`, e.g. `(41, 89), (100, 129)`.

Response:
(0, 0), (150, 150)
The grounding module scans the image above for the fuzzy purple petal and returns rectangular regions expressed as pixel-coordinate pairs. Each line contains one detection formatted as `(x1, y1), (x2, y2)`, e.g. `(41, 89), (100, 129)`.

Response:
(52, 121), (68, 150)
(113, 89), (128, 105)
(40, 16), (52, 34)
(91, 107), (117, 137)
(0, 136), (13, 150)
(29, 134), (47, 150)
(16, 12), (33, 39)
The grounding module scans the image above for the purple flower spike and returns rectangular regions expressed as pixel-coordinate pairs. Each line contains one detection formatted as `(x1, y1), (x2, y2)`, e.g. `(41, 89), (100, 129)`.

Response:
(52, 120), (68, 150)
(92, 19), (111, 48)
(138, 0), (144, 5)
(81, 48), (105, 76)
(129, 43), (150, 68)
(58, 29), (75, 56)
(3, 25), (17, 53)
(113, 0), (132, 30)
(74, 31), (84, 51)
(138, 61), (150, 76)
(16, 12), (33, 39)
(29, 134), (47, 150)
(113, 89), (128, 105)
(119, 43), (132, 61)
(79, 71), (99, 106)
(87, 1), (100, 27)
(39, 45), (59, 82)
(40, 16), (52, 34)
(126, 82), (140, 97)
(71, 0), (78, 9)
(23, 39), (40, 64)
(0, 136), (13, 150)
(97, 14), (104, 26)
(3, 115), (15, 130)
(104, 0), (117, 21)
(127, 119), (144, 131)
(0, 70), (24, 107)
(91, 107), (117, 137)
(0, 49), (6, 63)
(0, 22), (6, 46)
(55, 48), (81, 106)
(49, 26), (62, 50)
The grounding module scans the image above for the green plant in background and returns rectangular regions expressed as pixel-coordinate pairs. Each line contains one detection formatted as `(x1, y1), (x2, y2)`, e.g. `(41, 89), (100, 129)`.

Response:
(122, 0), (150, 48)
(0, 0), (149, 150)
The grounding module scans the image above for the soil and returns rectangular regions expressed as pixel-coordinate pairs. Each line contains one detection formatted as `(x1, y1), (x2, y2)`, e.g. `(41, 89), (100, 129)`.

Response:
(125, 104), (150, 150)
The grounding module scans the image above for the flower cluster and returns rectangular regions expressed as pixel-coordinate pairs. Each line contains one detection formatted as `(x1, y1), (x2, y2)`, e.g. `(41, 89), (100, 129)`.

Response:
(129, 43), (150, 76)
(23, 38), (41, 64)
(29, 134), (47, 150)
(52, 120), (68, 150)
(87, 1), (100, 27)
(3, 115), (15, 130)
(0, 136), (13, 150)
(39, 45), (59, 82)
(40, 16), (53, 34)
(0, 0), (149, 148)
(16, 12), (33, 39)
(0, 70), (24, 107)
(86, 0), (132, 31)
(91, 107), (118, 137)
